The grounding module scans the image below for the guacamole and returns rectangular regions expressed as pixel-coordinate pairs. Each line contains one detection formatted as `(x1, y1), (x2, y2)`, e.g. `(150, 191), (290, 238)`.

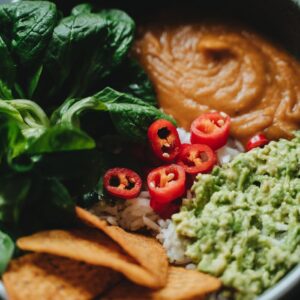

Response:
(173, 132), (300, 299)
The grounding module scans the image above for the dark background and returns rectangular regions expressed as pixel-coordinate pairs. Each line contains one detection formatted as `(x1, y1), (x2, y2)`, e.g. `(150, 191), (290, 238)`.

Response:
(56, 0), (300, 59)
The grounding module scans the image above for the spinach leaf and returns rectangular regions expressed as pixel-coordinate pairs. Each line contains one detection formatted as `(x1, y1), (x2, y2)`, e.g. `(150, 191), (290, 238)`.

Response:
(0, 172), (76, 234)
(28, 65), (43, 99)
(93, 87), (153, 106)
(107, 102), (171, 141)
(0, 148), (102, 235)
(35, 7), (135, 105)
(71, 3), (92, 16)
(94, 88), (175, 140)
(0, 36), (15, 99)
(34, 149), (103, 196)
(0, 1), (57, 67)
(0, 231), (14, 275)
(0, 1), (58, 98)
(97, 9), (135, 71)
(0, 2), (153, 114)
(0, 148), (101, 240)
(0, 173), (31, 224)
(0, 99), (49, 145)
(105, 58), (157, 106)
(0, 117), (28, 171)
(0, 97), (99, 181)
(20, 178), (76, 230)
(27, 125), (95, 154)
(0, 100), (101, 233)
(35, 12), (108, 104)
(53, 97), (107, 128)
(52, 87), (174, 141)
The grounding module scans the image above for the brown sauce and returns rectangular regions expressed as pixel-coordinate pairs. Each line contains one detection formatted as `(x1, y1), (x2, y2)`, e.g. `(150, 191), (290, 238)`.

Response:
(134, 22), (300, 143)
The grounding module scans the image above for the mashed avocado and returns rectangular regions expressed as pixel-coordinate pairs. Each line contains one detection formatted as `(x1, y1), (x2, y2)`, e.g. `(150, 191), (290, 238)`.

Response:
(173, 132), (300, 299)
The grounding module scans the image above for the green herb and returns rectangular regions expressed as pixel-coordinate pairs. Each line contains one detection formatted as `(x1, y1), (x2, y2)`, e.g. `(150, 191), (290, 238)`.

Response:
(0, 231), (14, 275)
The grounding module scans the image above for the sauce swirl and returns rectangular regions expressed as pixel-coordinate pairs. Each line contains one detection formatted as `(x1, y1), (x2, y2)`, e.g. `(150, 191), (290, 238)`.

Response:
(134, 22), (300, 143)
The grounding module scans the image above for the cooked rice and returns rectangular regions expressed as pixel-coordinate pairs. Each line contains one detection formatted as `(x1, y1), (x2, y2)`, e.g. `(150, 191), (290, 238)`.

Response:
(156, 220), (192, 265)
(90, 191), (160, 232)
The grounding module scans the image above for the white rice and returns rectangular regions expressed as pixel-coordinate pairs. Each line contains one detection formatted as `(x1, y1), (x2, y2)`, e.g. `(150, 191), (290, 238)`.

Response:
(90, 191), (160, 232)
(177, 127), (191, 144)
(156, 220), (192, 265)
(216, 138), (244, 164)
(91, 128), (243, 263)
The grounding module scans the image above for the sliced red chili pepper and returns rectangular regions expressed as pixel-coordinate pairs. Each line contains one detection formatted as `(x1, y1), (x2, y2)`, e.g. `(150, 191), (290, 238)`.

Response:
(147, 164), (186, 204)
(177, 144), (217, 175)
(103, 168), (142, 199)
(246, 133), (269, 151)
(148, 119), (181, 162)
(150, 198), (181, 219)
(180, 143), (190, 152)
(190, 112), (230, 150)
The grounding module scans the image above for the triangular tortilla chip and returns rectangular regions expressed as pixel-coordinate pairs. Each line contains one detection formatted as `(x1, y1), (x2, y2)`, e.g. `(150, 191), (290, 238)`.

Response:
(17, 228), (162, 288)
(102, 266), (221, 300)
(3, 253), (120, 300)
(75, 206), (168, 288)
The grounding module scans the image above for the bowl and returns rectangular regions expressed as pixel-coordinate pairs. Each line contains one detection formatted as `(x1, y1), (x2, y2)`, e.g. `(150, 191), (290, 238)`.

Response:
(1, 0), (300, 299)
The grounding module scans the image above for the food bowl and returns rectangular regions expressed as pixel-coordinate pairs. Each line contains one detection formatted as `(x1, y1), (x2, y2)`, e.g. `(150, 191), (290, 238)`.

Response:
(1, 0), (300, 299)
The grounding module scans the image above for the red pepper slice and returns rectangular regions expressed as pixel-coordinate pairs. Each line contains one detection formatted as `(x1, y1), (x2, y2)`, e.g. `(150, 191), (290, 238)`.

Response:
(191, 112), (230, 150)
(150, 198), (181, 219)
(246, 133), (269, 151)
(148, 119), (181, 162)
(147, 164), (186, 204)
(103, 168), (142, 199)
(177, 144), (217, 175)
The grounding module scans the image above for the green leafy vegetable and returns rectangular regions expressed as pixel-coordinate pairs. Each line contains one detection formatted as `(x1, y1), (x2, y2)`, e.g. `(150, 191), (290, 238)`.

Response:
(105, 58), (157, 106)
(0, 36), (15, 99)
(0, 116), (29, 172)
(0, 1), (169, 270)
(28, 65), (43, 99)
(27, 126), (95, 155)
(4, 100), (49, 140)
(71, 3), (92, 16)
(34, 5), (136, 105)
(0, 122), (101, 243)
(0, 231), (14, 275)
(97, 9), (136, 71)
(0, 96), (104, 242)
(0, 1), (58, 98)
(53, 87), (174, 141)
(0, 1), (152, 108)
(0, 173), (31, 224)
(35, 12), (109, 104)
(23, 178), (75, 230)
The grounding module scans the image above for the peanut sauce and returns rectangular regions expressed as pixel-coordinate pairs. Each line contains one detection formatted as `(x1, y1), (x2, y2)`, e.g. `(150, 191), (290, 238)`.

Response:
(134, 22), (300, 143)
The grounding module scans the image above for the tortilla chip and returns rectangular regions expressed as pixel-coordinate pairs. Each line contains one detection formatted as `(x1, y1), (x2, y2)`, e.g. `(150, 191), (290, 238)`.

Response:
(3, 253), (119, 300)
(75, 206), (168, 287)
(17, 228), (161, 288)
(102, 266), (221, 300)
